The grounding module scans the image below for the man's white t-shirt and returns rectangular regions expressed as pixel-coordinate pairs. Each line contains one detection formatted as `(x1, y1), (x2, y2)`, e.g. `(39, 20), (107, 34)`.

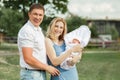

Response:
(18, 20), (47, 69)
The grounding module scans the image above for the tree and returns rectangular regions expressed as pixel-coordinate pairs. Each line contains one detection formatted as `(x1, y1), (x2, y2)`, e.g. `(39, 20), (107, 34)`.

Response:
(0, 7), (24, 37)
(41, 16), (54, 31)
(66, 15), (87, 32)
(3, 0), (68, 21)
(89, 24), (98, 38)
(1, 0), (68, 37)
(105, 23), (119, 40)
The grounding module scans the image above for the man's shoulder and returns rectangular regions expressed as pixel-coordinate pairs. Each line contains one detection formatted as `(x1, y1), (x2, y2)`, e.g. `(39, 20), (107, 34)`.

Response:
(20, 22), (34, 33)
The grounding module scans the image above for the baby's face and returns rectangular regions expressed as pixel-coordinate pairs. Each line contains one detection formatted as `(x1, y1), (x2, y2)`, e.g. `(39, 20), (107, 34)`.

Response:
(72, 39), (80, 44)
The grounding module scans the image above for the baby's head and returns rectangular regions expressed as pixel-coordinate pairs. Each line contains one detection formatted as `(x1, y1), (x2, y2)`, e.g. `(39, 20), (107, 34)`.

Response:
(72, 38), (80, 44)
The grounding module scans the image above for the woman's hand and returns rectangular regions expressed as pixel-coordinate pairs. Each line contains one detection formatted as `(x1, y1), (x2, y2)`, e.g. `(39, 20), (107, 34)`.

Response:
(69, 52), (82, 66)
(72, 55), (81, 63)
(70, 44), (83, 53)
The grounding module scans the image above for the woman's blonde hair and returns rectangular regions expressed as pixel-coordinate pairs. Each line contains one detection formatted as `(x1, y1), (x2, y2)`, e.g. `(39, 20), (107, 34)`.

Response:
(46, 17), (67, 41)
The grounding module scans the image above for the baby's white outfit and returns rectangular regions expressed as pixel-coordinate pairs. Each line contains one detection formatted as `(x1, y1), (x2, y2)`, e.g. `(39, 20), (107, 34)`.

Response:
(60, 25), (91, 70)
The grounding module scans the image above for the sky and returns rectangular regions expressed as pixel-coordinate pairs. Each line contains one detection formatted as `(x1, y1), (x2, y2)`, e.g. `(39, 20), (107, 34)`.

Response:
(67, 0), (120, 19)
(0, 0), (120, 19)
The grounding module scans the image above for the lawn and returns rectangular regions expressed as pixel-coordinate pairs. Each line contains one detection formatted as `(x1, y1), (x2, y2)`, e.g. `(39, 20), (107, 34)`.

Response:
(77, 52), (120, 80)
(0, 51), (120, 80)
(0, 55), (20, 80)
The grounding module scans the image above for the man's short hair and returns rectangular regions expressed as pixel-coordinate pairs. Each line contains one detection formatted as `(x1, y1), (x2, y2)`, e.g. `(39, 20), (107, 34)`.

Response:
(29, 3), (44, 12)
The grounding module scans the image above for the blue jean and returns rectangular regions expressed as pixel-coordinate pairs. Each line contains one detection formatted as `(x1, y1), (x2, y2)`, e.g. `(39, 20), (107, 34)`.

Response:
(20, 69), (46, 80)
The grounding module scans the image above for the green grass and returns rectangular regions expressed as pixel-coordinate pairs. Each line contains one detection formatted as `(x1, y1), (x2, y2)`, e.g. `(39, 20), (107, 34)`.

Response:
(77, 52), (120, 80)
(0, 43), (18, 51)
(0, 55), (20, 80)
(0, 52), (120, 80)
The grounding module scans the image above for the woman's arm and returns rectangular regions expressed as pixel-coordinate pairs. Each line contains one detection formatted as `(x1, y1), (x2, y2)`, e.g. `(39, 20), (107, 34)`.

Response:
(45, 38), (82, 66)
(45, 38), (73, 66)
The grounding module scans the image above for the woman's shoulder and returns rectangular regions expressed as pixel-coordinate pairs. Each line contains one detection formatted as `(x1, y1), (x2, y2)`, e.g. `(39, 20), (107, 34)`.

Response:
(45, 37), (53, 45)
(45, 37), (50, 40)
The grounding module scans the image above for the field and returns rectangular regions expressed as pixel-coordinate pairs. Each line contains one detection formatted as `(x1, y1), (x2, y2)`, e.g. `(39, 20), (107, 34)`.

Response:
(0, 43), (120, 80)
(77, 52), (120, 80)
(0, 52), (120, 80)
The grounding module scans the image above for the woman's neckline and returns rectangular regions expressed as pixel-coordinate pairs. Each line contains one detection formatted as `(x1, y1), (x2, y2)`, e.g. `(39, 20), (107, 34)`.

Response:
(53, 40), (64, 46)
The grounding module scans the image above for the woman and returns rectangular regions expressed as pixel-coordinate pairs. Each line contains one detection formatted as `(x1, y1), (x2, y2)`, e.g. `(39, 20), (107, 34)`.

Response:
(45, 17), (82, 80)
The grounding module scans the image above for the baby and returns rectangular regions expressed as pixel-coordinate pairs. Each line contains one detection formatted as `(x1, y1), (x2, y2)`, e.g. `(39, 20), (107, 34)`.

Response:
(60, 25), (91, 70)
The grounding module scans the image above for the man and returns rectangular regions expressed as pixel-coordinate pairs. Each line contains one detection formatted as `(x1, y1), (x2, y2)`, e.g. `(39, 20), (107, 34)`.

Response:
(17, 3), (59, 80)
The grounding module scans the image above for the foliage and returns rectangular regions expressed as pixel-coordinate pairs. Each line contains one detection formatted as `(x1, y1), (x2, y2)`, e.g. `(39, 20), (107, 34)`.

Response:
(1, 0), (69, 36)
(0, 7), (24, 36)
(111, 27), (119, 39)
(89, 24), (99, 38)
(66, 15), (87, 32)
(88, 21), (119, 39)
(3, 0), (68, 20)
(41, 16), (54, 31)
(105, 23), (119, 40)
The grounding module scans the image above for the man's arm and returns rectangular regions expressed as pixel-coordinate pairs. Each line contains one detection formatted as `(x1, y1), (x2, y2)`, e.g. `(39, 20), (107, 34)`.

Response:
(22, 47), (60, 76)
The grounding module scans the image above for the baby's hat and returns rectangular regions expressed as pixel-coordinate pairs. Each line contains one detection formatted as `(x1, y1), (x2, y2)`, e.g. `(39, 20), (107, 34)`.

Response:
(78, 25), (89, 31)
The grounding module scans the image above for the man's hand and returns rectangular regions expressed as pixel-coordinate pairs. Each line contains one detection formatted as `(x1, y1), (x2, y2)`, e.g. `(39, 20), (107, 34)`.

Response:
(46, 65), (60, 76)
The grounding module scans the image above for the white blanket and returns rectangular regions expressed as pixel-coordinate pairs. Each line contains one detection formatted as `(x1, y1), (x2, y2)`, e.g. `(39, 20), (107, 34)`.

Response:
(60, 25), (91, 70)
